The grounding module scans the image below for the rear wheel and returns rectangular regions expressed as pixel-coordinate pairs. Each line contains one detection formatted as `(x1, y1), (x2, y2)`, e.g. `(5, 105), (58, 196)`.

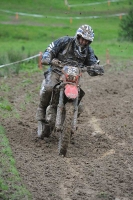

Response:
(58, 102), (74, 156)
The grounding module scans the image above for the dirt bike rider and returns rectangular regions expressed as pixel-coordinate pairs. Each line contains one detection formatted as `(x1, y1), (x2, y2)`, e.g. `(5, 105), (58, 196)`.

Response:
(36, 24), (104, 139)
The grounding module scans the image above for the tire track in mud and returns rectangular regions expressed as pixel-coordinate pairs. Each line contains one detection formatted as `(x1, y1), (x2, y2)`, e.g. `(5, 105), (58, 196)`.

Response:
(84, 75), (116, 163)
(57, 74), (118, 199)
(59, 158), (81, 200)
(58, 112), (114, 198)
(59, 157), (97, 200)
(85, 107), (115, 157)
(58, 75), (115, 199)
(58, 111), (115, 200)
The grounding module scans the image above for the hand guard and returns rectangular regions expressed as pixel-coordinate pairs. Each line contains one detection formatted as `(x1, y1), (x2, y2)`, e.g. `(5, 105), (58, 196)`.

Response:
(87, 65), (104, 76)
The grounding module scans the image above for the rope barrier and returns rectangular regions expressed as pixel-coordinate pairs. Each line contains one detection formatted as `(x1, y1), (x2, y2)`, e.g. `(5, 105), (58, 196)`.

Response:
(0, 53), (40, 69)
(0, 51), (110, 72)
(67, 0), (125, 7)
(0, 9), (127, 20)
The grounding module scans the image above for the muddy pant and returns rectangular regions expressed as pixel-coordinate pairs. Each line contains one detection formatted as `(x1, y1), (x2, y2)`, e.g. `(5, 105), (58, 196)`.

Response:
(36, 70), (85, 121)
(36, 71), (60, 121)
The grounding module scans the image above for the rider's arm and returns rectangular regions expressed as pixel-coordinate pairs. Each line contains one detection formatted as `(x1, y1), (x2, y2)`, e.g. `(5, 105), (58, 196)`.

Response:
(41, 36), (72, 65)
(84, 46), (97, 66)
(84, 46), (101, 76)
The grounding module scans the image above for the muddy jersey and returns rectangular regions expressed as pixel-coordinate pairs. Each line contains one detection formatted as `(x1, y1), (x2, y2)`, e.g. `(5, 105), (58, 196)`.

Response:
(42, 36), (98, 73)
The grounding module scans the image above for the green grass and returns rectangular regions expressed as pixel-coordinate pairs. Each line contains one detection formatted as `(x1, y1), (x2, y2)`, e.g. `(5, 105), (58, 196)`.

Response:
(0, 101), (12, 111)
(0, 0), (132, 65)
(0, 125), (32, 200)
(0, 98), (20, 119)
(0, 18), (132, 58)
(0, 83), (20, 118)
(0, 0), (130, 15)
(68, 0), (130, 14)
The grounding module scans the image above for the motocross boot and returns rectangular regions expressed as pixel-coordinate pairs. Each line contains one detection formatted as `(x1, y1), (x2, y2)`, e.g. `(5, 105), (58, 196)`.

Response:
(37, 121), (51, 139)
(36, 107), (51, 139)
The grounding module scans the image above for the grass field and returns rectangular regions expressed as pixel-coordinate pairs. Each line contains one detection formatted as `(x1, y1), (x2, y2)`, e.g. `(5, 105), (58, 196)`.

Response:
(0, 0), (132, 60)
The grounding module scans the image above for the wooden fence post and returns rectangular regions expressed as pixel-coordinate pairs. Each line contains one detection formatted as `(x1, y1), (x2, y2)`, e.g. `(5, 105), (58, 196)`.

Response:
(38, 52), (42, 70)
(106, 49), (110, 65)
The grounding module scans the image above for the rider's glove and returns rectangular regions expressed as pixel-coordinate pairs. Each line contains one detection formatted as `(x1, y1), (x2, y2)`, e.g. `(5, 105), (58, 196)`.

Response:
(41, 58), (50, 65)
(87, 65), (104, 76)
(51, 58), (62, 68)
(41, 52), (51, 65)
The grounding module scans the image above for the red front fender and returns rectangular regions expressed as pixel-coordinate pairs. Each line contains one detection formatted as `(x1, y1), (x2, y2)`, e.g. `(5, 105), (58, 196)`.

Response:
(64, 84), (78, 99)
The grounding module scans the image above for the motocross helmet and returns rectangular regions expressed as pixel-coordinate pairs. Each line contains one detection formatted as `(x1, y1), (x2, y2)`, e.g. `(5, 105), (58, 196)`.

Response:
(74, 24), (94, 58)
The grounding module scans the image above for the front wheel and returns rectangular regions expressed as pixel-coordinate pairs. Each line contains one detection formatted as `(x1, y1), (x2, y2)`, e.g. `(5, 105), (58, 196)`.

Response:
(58, 102), (74, 156)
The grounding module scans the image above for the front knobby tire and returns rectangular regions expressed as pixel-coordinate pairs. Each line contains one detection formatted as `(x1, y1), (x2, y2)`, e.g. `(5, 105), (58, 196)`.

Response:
(58, 102), (74, 157)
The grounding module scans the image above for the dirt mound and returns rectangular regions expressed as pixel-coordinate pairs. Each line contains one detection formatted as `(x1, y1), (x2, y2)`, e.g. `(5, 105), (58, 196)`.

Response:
(1, 67), (133, 200)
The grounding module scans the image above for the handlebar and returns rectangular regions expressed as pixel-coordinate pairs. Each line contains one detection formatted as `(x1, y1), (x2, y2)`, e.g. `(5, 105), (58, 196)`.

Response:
(50, 59), (88, 70)
(42, 58), (104, 75)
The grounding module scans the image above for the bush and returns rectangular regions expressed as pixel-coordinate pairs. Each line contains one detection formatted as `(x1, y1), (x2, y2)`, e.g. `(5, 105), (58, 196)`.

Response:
(118, 6), (133, 42)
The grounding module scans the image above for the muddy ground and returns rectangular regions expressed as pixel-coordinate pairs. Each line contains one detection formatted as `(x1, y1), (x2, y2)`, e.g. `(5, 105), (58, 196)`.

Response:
(1, 63), (133, 200)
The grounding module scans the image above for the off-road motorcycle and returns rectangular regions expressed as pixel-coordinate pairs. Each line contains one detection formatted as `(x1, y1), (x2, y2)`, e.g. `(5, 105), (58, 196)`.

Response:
(42, 59), (103, 156)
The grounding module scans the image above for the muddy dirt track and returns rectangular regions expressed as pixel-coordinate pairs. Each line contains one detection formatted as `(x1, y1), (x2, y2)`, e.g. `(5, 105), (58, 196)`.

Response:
(1, 64), (133, 200)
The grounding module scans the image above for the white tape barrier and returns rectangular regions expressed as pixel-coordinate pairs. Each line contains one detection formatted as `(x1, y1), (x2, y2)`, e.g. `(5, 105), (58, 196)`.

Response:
(0, 9), (127, 20)
(0, 9), (43, 18)
(67, 0), (125, 7)
(0, 54), (40, 69)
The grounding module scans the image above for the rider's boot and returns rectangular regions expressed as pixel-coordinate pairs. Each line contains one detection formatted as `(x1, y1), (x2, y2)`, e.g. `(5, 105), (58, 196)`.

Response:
(36, 107), (51, 139)
(37, 121), (51, 139)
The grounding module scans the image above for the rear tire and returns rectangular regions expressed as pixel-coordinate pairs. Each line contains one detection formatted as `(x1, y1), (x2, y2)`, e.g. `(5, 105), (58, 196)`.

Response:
(58, 102), (74, 156)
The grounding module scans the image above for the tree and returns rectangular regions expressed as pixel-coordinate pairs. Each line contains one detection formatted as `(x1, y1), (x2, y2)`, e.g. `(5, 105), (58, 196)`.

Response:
(118, 6), (133, 42)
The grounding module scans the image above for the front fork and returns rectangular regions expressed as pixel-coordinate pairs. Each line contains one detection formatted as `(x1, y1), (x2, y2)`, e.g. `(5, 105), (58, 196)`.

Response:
(72, 96), (78, 134)
(55, 88), (64, 131)
(55, 87), (79, 133)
